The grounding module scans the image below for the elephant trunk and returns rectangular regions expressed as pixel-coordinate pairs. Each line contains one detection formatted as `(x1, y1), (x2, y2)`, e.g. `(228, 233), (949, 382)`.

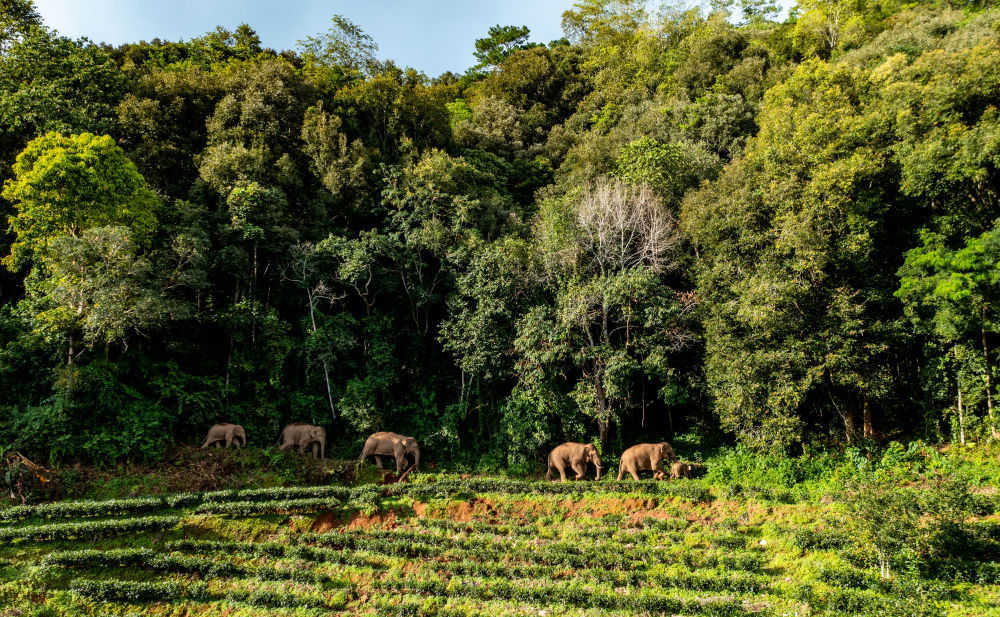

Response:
(411, 447), (420, 472)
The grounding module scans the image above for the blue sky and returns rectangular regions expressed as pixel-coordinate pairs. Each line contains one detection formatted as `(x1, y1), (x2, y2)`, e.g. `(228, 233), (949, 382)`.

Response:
(31, 0), (580, 76)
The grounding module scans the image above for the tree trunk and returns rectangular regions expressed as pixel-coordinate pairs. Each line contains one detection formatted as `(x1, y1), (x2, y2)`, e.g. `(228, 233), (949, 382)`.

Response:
(957, 383), (966, 446)
(306, 287), (336, 421)
(954, 344), (966, 445)
(844, 410), (856, 444)
(594, 371), (610, 447)
(67, 332), (75, 366)
(824, 369), (854, 443)
(982, 312), (997, 440)
(862, 395), (873, 439)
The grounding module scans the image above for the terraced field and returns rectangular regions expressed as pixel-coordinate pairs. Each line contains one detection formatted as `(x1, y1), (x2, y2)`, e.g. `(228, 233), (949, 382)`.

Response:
(0, 478), (998, 616)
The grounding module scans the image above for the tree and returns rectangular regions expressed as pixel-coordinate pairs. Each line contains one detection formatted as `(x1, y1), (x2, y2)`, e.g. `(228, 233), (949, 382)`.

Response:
(0, 29), (126, 142)
(528, 180), (691, 445)
(0, 0), (41, 56)
(29, 226), (167, 363)
(298, 15), (378, 77)
(474, 25), (532, 71)
(897, 226), (1000, 440)
(3, 132), (160, 271)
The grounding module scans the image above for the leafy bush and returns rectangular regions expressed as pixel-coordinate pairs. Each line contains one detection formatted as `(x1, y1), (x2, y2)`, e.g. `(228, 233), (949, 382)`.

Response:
(0, 515), (180, 544)
(0, 496), (166, 522)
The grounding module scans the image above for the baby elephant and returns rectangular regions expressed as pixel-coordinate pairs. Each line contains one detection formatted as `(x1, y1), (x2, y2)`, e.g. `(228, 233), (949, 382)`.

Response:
(546, 442), (602, 482)
(670, 461), (692, 480)
(279, 423), (326, 459)
(617, 442), (677, 481)
(201, 423), (246, 449)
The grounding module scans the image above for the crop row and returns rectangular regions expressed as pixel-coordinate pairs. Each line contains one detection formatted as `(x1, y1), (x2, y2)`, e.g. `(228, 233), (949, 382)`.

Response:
(368, 595), (640, 617)
(165, 539), (391, 569)
(0, 497), (168, 523)
(68, 579), (348, 609)
(408, 517), (754, 550)
(0, 516), (181, 544)
(42, 548), (352, 587)
(193, 497), (340, 516)
(921, 559), (1000, 584)
(0, 479), (715, 523)
(305, 530), (766, 572)
(413, 516), (690, 537)
(425, 560), (769, 593)
(372, 576), (749, 615)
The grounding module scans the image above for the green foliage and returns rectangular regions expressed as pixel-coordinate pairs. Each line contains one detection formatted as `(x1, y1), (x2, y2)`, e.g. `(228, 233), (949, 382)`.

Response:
(0, 515), (180, 544)
(473, 25), (533, 71)
(3, 132), (160, 270)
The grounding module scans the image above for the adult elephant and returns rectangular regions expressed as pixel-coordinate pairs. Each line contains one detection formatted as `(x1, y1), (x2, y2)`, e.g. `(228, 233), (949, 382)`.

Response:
(201, 423), (246, 449)
(279, 423), (326, 459)
(546, 442), (602, 482)
(358, 432), (420, 474)
(617, 442), (677, 481)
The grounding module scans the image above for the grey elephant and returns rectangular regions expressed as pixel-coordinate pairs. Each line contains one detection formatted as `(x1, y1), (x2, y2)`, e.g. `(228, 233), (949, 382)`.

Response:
(617, 442), (677, 481)
(279, 423), (326, 459)
(201, 423), (246, 449)
(670, 461), (692, 480)
(546, 442), (602, 482)
(358, 431), (420, 474)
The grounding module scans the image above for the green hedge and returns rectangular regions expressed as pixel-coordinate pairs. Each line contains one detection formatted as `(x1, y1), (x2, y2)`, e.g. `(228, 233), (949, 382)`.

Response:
(0, 516), (181, 544)
(43, 548), (351, 586)
(69, 579), (345, 609)
(193, 497), (340, 516)
(373, 577), (748, 615)
(0, 497), (167, 522)
(305, 529), (765, 572)
(165, 539), (390, 569)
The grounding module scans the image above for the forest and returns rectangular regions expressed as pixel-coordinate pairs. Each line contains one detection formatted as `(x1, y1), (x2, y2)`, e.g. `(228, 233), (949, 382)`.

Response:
(0, 0), (998, 467)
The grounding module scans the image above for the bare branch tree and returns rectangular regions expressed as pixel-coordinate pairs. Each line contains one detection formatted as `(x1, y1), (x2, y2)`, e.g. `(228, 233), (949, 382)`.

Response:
(575, 179), (680, 275)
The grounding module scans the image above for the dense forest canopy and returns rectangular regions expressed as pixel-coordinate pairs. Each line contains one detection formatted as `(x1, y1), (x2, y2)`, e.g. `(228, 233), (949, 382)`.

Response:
(0, 0), (998, 465)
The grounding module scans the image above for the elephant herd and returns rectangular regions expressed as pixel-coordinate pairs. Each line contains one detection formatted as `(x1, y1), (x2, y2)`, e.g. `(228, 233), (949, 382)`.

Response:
(201, 423), (688, 482)
(200, 423), (420, 473)
(546, 441), (692, 483)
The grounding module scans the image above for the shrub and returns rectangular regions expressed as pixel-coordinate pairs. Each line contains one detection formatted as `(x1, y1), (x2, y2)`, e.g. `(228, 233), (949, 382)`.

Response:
(0, 515), (180, 544)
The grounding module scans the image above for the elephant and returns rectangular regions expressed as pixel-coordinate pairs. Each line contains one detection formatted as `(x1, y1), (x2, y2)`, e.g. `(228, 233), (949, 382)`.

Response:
(279, 423), (326, 459)
(201, 423), (246, 449)
(358, 432), (420, 474)
(545, 442), (602, 482)
(617, 442), (677, 481)
(670, 461), (692, 480)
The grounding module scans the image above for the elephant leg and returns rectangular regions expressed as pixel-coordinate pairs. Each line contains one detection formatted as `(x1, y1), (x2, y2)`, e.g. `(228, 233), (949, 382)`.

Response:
(571, 461), (587, 481)
(312, 442), (319, 458)
(545, 465), (554, 481)
(617, 467), (625, 481)
(628, 464), (640, 482)
(214, 441), (221, 448)
(374, 455), (384, 469)
(279, 439), (292, 452)
(557, 464), (568, 483)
